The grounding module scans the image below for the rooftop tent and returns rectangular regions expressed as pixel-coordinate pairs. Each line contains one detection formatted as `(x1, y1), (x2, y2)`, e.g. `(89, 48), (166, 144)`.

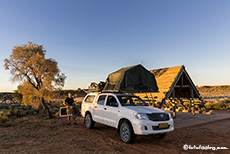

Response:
(102, 64), (158, 93)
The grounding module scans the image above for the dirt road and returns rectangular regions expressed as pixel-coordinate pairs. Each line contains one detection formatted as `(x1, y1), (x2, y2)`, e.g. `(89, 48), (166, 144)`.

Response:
(0, 115), (230, 154)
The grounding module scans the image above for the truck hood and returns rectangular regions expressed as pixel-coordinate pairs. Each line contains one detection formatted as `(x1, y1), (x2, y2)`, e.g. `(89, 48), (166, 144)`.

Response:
(123, 106), (167, 114)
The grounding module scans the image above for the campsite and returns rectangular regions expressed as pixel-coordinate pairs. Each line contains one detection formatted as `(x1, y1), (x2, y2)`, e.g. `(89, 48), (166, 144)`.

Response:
(1, 64), (230, 153)
(1, 1), (230, 154)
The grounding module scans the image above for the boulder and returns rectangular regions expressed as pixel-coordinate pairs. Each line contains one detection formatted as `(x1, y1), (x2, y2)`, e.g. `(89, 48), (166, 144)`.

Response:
(205, 110), (215, 115)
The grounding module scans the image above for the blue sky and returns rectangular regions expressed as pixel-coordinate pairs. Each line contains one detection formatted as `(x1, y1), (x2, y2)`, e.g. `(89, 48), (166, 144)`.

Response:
(0, 0), (229, 92)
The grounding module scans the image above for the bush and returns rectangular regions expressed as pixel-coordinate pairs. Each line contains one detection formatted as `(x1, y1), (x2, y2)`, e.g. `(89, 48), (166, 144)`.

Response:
(20, 110), (26, 117)
(226, 104), (230, 109)
(205, 100), (229, 110)
(0, 115), (8, 123)
(6, 111), (11, 117)
(205, 102), (214, 109)
(53, 107), (59, 113)
(225, 99), (230, 104)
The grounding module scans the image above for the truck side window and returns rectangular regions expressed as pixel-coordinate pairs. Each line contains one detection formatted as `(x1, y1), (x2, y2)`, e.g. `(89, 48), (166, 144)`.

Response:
(106, 96), (118, 107)
(97, 95), (106, 105)
(84, 95), (95, 103)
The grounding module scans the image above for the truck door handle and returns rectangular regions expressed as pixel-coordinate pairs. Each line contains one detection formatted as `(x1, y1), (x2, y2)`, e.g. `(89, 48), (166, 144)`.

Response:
(104, 108), (107, 110)
(95, 106), (97, 108)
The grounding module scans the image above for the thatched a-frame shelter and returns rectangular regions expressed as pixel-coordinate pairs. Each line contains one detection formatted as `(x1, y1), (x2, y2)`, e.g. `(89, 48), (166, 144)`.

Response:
(151, 65), (200, 107)
(136, 65), (206, 113)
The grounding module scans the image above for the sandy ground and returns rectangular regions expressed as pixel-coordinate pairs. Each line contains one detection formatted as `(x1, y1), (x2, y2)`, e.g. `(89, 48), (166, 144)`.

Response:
(0, 114), (230, 154)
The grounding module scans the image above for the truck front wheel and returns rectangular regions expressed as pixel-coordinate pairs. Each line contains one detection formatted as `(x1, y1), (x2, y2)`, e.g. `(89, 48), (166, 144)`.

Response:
(84, 113), (95, 129)
(119, 121), (135, 143)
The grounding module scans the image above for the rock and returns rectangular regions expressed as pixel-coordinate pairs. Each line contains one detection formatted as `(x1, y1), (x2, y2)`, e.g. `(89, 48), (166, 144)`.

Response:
(205, 110), (215, 115)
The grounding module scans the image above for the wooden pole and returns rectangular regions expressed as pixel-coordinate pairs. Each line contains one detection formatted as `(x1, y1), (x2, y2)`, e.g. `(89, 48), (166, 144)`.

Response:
(172, 90), (176, 118)
(159, 98), (165, 109)
(149, 93), (155, 107)
(199, 98), (209, 112)
(164, 100), (169, 108)
(181, 73), (184, 88)
(178, 98), (187, 110)
(191, 88), (195, 116)
(144, 93), (150, 106)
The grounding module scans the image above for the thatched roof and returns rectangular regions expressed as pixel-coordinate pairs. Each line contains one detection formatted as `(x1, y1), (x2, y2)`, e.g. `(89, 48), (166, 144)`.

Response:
(135, 65), (200, 107)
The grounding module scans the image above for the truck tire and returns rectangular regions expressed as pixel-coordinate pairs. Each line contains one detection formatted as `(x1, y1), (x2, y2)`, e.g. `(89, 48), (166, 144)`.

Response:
(153, 133), (166, 139)
(119, 121), (135, 143)
(84, 113), (95, 129)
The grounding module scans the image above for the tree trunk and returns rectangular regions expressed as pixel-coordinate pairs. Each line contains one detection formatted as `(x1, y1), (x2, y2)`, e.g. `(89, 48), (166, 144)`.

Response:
(41, 97), (53, 119)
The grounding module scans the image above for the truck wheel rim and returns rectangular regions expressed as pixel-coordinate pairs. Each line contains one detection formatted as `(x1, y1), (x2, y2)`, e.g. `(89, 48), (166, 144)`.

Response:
(121, 125), (129, 141)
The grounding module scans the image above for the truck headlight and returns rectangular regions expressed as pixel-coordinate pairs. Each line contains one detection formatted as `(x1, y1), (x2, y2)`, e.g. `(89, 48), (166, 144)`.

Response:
(133, 113), (149, 120)
(168, 112), (172, 119)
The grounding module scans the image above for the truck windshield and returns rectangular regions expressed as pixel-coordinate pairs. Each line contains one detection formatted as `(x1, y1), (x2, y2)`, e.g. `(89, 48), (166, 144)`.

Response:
(117, 95), (149, 106)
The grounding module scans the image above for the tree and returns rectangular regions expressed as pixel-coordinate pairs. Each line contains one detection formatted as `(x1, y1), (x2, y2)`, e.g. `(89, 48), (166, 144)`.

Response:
(12, 90), (23, 103)
(4, 41), (66, 118)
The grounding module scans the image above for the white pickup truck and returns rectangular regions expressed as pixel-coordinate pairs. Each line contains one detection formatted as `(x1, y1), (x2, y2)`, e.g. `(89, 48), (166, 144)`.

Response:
(81, 93), (174, 143)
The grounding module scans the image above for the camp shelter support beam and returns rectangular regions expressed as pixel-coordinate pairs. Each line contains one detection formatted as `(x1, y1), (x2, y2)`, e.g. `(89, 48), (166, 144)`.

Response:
(163, 100), (169, 108)
(149, 93), (155, 107)
(181, 73), (184, 88)
(178, 98), (188, 110)
(191, 88), (195, 116)
(159, 98), (165, 109)
(172, 90), (176, 118)
(144, 93), (151, 106)
(175, 85), (190, 88)
(199, 98), (209, 112)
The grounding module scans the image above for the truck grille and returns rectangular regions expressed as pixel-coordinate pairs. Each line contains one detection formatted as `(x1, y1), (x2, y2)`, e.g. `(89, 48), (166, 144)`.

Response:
(147, 113), (169, 121)
(152, 125), (170, 130)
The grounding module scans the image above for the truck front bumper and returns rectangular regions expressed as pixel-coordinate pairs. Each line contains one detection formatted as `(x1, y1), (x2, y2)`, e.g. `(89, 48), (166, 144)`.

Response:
(132, 118), (174, 135)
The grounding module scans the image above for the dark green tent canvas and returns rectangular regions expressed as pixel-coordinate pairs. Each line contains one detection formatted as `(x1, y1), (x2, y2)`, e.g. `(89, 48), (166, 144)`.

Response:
(102, 64), (158, 93)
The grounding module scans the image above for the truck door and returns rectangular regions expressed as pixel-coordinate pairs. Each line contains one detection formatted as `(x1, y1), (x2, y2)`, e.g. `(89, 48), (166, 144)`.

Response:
(104, 95), (119, 127)
(93, 95), (107, 124)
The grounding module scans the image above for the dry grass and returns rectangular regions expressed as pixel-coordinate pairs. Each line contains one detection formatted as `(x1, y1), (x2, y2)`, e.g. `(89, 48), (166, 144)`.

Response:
(198, 85), (230, 98)
(0, 115), (230, 154)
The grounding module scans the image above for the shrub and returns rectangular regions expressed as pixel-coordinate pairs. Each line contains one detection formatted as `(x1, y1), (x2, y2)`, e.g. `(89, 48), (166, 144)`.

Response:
(53, 107), (59, 113)
(20, 110), (26, 117)
(226, 104), (230, 109)
(6, 111), (12, 117)
(225, 99), (230, 104)
(0, 115), (8, 123)
(205, 102), (214, 109)
(205, 100), (229, 110)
